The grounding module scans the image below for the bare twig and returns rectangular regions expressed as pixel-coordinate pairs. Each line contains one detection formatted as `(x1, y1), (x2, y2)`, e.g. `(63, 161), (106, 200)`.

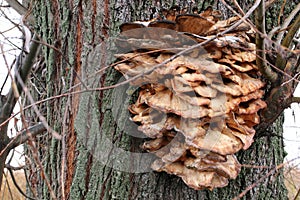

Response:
(255, 0), (278, 82)
(2, 172), (13, 200)
(31, 38), (90, 91)
(221, 0), (278, 82)
(5, 164), (25, 171)
(277, 0), (287, 26)
(275, 3), (300, 44)
(60, 95), (71, 200)
(4, 0), (34, 23)
(0, 44), (15, 95)
(41, 0), (262, 97)
(275, 13), (300, 73)
(16, 73), (61, 140)
(294, 187), (300, 200)
(16, 100), (57, 200)
(233, 157), (300, 200)
(288, 97), (300, 104)
(0, 50), (295, 133)
(267, 26), (281, 39)
(23, 167), (38, 199)
(68, 47), (183, 92)
(25, 129), (58, 200)
(0, 123), (46, 156)
(281, 60), (300, 87)
(0, 34), (40, 189)
(7, 167), (37, 200)
(0, 6), (22, 32)
(0, 35), (40, 120)
(8, 123), (46, 150)
(0, 28), (22, 51)
(232, 0), (245, 15)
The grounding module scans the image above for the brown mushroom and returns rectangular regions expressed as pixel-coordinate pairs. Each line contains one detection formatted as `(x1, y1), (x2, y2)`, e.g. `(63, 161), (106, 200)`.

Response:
(114, 10), (267, 191)
(184, 154), (240, 179)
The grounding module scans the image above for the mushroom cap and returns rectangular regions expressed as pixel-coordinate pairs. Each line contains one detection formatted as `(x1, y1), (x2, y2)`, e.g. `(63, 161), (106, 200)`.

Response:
(115, 7), (265, 190)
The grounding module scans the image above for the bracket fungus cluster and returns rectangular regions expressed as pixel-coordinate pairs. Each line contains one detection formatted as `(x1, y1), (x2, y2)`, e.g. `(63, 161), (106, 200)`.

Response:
(114, 7), (267, 190)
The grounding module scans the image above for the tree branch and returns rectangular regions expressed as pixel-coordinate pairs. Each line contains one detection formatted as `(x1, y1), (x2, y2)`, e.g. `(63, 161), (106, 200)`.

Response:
(5, 0), (34, 23)
(232, 0), (245, 15)
(0, 35), (40, 188)
(8, 123), (46, 150)
(255, 0), (278, 82)
(0, 35), (40, 123)
(5, 0), (27, 15)
(5, 164), (25, 171)
(276, 3), (300, 44)
(282, 13), (300, 49)
(275, 13), (300, 71)
(268, 3), (300, 40)
(7, 166), (37, 200)
(288, 97), (300, 104)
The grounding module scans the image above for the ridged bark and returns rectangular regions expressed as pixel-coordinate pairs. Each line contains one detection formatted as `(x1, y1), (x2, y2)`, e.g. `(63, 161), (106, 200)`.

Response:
(25, 0), (292, 199)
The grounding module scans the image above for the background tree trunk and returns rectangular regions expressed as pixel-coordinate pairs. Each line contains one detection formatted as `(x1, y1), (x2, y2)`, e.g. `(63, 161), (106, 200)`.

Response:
(24, 0), (292, 199)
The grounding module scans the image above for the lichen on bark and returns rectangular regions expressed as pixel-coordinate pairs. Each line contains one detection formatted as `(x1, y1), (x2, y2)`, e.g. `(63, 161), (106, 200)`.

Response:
(24, 0), (290, 199)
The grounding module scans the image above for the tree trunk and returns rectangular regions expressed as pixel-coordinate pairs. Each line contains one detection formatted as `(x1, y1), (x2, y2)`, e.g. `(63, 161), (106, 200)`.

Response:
(25, 0), (289, 199)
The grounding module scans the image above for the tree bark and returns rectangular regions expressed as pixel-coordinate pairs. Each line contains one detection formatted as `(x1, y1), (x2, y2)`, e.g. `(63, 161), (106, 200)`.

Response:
(24, 0), (292, 199)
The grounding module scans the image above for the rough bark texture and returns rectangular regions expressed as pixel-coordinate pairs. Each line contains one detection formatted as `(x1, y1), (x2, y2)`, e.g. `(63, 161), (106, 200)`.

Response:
(25, 0), (291, 199)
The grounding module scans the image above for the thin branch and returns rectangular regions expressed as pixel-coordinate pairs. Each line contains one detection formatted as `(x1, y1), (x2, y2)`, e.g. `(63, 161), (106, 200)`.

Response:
(255, 0), (278, 82)
(8, 123), (46, 150)
(281, 57), (300, 86)
(221, 0), (279, 82)
(232, 0), (245, 16)
(4, 0), (34, 23)
(7, 167), (37, 200)
(276, 2), (300, 44)
(4, 0), (27, 14)
(60, 96), (70, 200)
(268, 26), (281, 39)
(23, 168), (38, 198)
(16, 75), (61, 140)
(277, 0), (287, 26)
(31, 38), (90, 91)
(0, 5), (10, 8)
(0, 4), (22, 32)
(0, 123), (47, 156)
(5, 164), (25, 171)
(294, 187), (300, 200)
(281, 13), (300, 50)
(0, 44), (15, 95)
(25, 127), (58, 200)
(0, 35), (40, 120)
(1, 51), (295, 132)
(233, 157), (299, 200)
(2, 172), (13, 200)
(0, 28), (22, 51)
(275, 13), (300, 72)
(289, 97), (300, 104)
(0, 35), (41, 188)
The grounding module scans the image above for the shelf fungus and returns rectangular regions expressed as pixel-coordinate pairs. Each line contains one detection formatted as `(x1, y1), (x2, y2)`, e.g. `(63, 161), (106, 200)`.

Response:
(114, 7), (266, 190)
